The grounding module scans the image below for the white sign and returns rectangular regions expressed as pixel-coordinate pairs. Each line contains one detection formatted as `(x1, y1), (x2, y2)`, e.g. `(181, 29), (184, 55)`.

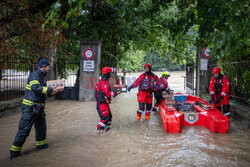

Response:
(200, 59), (208, 70)
(83, 60), (95, 72)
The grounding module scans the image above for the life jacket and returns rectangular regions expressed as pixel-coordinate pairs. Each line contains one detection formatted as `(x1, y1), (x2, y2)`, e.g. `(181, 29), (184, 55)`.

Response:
(139, 73), (156, 91)
(155, 77), (168, 90)
(214, 75), (230, 97)
(95, 79), (111, 103)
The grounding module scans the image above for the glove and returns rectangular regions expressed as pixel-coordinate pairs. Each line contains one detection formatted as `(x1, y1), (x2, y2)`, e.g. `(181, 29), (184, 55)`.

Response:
(112, 87), (118, 95)
(209, 95), (215, 104)
(165, 88), (172, 94)
(128, 85), (133, 92)
(214, 96), (223, 105)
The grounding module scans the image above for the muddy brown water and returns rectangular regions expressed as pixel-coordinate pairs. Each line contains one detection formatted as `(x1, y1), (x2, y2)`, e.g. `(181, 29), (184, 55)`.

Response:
(0, 71), (250, 167)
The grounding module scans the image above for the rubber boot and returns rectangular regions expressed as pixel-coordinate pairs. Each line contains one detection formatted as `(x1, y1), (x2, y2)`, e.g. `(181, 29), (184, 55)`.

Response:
(10, 150), (20, 159)
(105, 122), (112, 131)
(145, 112), (150, 120)
(136, 111), (142, 120)
(145, 115), (150, 120)
(37, 143), (49, 149)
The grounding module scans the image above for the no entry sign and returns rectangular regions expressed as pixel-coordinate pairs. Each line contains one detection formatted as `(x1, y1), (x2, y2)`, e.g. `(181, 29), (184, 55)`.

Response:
(83, 48), (95, 59)
(202, 47), (212, 58)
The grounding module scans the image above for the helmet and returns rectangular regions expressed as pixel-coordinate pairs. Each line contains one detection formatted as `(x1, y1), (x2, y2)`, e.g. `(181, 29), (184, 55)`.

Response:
(212, 67), (221, 74)
(38, 59), (50, 68)
(162, 71), (170, 78)
(102, 67), (112, 74)
(144, 63), (152, 68)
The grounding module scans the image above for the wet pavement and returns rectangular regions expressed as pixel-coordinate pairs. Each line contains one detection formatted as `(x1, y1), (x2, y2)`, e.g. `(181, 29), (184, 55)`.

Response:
(0, 71), (250, 167)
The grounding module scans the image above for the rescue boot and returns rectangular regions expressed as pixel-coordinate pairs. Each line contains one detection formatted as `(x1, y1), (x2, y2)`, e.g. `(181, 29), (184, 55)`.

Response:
(97, 122), (105, 133)
(10, 150), (20, 159)
(105, 121), (112, 131)
(136, 111), (142, 120)
(37, 143), (49, 149)
(145, 115), (150, 120)
(97, 127), (105, 133)
(145, 112), (151, 120)
(152, 107), (157, 112)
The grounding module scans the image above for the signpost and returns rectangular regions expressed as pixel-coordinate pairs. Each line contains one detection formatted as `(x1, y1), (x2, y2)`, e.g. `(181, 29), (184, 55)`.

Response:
(80, 39), (101, 101)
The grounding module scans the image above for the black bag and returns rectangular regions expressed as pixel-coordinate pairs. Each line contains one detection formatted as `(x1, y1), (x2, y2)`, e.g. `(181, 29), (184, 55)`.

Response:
(174, 103), (194, 112)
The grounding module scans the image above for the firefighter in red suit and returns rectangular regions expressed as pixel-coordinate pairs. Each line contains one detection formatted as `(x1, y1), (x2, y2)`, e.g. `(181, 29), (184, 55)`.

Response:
(95, 67), (121, 131)
(209, 67), (230, 116)
(127, 63), (159, 120)
(152, 71), (172, 111)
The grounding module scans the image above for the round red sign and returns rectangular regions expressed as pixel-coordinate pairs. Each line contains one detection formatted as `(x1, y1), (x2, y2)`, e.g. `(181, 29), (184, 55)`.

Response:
(202, 47), (212, 58)
(83, 48), (95, 59)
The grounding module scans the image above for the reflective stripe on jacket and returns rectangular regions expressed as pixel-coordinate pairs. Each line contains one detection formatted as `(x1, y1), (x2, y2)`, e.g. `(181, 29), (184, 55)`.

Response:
(132, 72), (158, 91)
(209, 75), (230, 97)
(23, 68), (53, 105)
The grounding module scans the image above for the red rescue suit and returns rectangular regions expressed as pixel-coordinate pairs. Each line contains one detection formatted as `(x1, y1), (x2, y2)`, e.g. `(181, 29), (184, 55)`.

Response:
(153, 77), (169, 108)
(95, 78), (117, 129)
(131, 73), (158, 116)
(209, 75), (230, 113)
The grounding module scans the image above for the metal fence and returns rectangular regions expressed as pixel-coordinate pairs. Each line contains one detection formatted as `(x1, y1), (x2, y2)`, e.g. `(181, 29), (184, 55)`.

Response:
(186, 61), (196, 95)
(0, 57), (80, 102)
(0, 58), (31, 101)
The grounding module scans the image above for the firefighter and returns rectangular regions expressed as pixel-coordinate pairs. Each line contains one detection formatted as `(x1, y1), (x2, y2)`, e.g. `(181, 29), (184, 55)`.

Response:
(209, 67), (230, 116)
(152, 71), (172, 111)
(127, 63), (159, 120)
(10, 59), (58, 159)
(95, 67), (121, 132)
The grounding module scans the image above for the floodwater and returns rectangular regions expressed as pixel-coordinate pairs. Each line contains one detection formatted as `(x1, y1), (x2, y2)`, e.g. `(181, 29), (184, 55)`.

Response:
(0, 71), (250, 167)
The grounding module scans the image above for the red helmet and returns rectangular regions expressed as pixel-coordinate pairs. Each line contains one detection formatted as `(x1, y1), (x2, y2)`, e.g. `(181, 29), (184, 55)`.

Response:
(212, 67), (221, 74)
(102, 67), (112, 74)
(144, 63), (152, 68)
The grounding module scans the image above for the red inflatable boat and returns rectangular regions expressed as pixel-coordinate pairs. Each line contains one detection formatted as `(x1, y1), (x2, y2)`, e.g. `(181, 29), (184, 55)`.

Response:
(159, 93), (229, 133)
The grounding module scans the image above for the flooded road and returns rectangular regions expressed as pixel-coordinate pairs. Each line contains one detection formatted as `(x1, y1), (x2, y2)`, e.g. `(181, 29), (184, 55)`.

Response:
(0, 71), (250, 167)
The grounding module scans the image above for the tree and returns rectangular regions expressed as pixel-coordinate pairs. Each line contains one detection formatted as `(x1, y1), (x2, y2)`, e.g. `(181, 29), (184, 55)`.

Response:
(0, 0), (64, 64)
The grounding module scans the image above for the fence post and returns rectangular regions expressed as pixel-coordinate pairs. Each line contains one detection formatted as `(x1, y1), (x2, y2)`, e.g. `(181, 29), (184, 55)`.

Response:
(196, 48), (201, 96)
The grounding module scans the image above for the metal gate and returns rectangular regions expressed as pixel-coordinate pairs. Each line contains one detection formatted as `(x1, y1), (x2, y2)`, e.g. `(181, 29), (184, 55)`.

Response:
(55, 58), (80, 100)
(186, 61), (196, 95)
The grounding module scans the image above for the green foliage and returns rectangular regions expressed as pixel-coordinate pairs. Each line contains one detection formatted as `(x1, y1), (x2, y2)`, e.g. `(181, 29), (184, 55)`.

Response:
(45, 0), (196, 69)
(0, 0), (64, 62)
(193, 0), (249, 103)
(117, 45), (146, 72)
